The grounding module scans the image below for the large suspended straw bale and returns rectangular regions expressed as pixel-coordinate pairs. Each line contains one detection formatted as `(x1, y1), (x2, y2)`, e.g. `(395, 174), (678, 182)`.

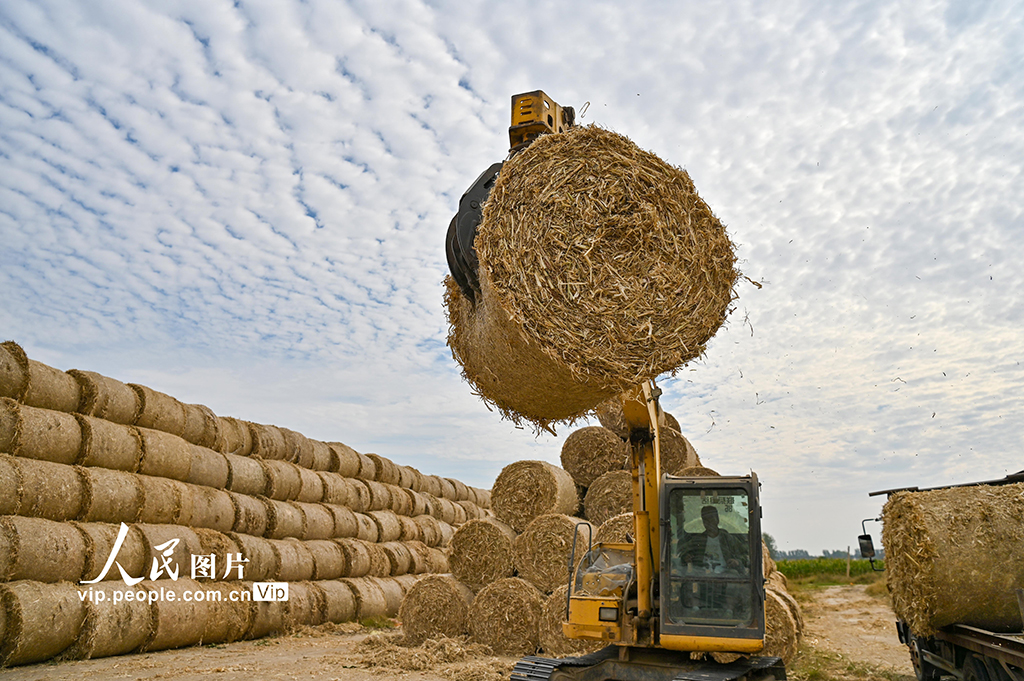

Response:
(560, 425), (628, 487)
(0, 515), (87, 583)
(137, 427), (192, 481)
(76, 521), (147, 583)
(469, 577), (544, 656)
(763, 589), (799, 664)
(514, 514), (593, 594)
(399, 574), (475, 645)
(65, 582), (153, 659)
(661, 428), (700, 475)
(491, 460), (578, 533)
(676, 465), (720, 477)
(449, 518), (516, 592)
(445, 126), (737, 427)
(0, 580), (87, 666)
(139, 578), (209, 652)
(79, 466), (144, 523)
(540, 584), (604, 657)
(882, 483), (1024, 636)
(76, 415), (142, 471)
(0, 341), (29, 401)
(0, 399), (83, 464)
(69, 370), (140, 425)
(14, 456), (86, 521)
(583, 470), (633, 527)
(21, 360), (81, 413)
(217, 416), (253, 456)
(596, 512), (635, 544)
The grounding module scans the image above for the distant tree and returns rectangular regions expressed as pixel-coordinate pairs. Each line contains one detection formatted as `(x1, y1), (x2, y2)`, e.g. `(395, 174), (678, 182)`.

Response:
(762, 532), (778, 560)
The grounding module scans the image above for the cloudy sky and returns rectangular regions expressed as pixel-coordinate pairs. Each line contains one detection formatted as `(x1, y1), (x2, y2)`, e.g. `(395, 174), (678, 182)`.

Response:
(2, 0), (1022, 552)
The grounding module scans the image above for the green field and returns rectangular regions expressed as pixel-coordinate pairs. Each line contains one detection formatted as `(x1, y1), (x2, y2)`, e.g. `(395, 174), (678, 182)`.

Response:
(777, 557), (884, 579)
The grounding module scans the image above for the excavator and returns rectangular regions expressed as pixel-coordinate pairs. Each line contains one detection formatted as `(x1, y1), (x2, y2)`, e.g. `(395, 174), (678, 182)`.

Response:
(445, 92), (784, 681)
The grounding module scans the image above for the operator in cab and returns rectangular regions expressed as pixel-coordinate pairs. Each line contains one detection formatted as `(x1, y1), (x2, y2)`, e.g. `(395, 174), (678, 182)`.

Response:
(679, 505), (749, 573)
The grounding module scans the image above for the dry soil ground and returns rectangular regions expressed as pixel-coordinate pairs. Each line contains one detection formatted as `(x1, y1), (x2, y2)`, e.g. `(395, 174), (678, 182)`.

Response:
(0, 585), (913, 681)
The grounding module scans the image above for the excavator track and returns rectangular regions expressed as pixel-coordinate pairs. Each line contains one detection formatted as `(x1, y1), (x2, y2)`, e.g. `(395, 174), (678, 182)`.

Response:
(511, 647), (785, 681)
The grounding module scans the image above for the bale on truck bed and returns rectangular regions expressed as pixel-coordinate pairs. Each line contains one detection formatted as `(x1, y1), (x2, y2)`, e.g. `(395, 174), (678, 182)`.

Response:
(445, 125), (738, 428)
(882, 482), (1024, 636)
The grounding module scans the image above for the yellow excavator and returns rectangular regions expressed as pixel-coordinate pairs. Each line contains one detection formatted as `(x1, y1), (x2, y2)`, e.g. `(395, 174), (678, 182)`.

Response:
(446, 92), (783, 681)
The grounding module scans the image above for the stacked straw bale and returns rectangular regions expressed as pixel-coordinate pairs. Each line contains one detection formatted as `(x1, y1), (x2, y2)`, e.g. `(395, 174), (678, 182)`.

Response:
(491, 460), (577, 533)
(882, 483), (1024, 636)
(0, 342), (492, 667)
(559, 426), (627, 487)
(398, 574), (474, 645)
(468, 577), (544, 656)
(444, 126), (738, 428)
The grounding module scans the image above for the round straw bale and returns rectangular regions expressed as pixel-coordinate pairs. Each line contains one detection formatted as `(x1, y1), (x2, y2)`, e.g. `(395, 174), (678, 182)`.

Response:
(397, 465), (417, 490)
(190, 404), (221, 449)
(341, 577), (389, 620)
(69, 370), (139, 425)
(436, 476), (457, 501)
(396, 515), (421, 542)
(280, 428), (314, 469)
(770, 585), (804, 635)
(66, 582), (153, 659)
(447, 126), (737, 427)
(4, 400), (84, 464)
(335, 538), (373, 578)
(449, 518), (516, 592)
(405, 541), (431, 574)
(180, 403), (211, 447)
(424, 546), (449, 573)
(76, 415), (141, 471)
(229, 532), (278, 582)
(365, 542), (394, 578)
(514, 514), (593, 594)
(492, 460), (578, 533)
(0, 399), (18, 454)
(446, 477), (471, 502)
(189, 487), (236, 533)
(325, 503), (359, 538)
(264, 459), (303, 501)
(882, 483), (1024, 636)
(348, 479), (372, 513)
(137, 475), (190, 525)
(471, 487), (491, 509)
(596, 512), (634, 544)
(353, 512), (379, 542)
(0, 454), (20, 515)
(421, 474), (443, 498)
(663, 412), (681, 433)
(405, 489), (430, 517)
(286, 581), (326, 628)
(379, 542), (413, 576)
(306, 539), (347, 580)
(319, 579), (357, 623)
(246, 599), (288, 639)
(583, 470), (633, 528)
(201, 581), (254, 644)
(248, 422), (289, 460)
(80, 467), (144, 523)
(16, 456), (86, 521)
(398, 574), (474, 644)
(438, 521), (455, 547)
(309, 440), (333, 472)
(560, 426), (628, 488)
(264, 498), (306, 539)
(186, 445), (230, 489)
(22, 360), (81, 413)
(676, 465), (719, 477)
(137, 428), (192, 481)
(0, 580), (87, 666)
(0, 515), (87, 582)
(0, 341), (29, 401)
(76, 521), (147, 583)
(385, 483), (412, 516)
(327, 442), (361, 477)
(468, 577), (544, 656)
(763, 542), (776, 578)
(228, 491), (269, 537)
(393, 573), (421, 595)
(366, 453), (400, 485)
(429, 495), (459, 525)
(451, 501), (468, 526)
(364, 479), (392, 511)
(412, 514), (442, 547)
(136, 524), (202, 578)
(194, 527), (239, 581)
(318, 472), (354, 506)
(294, 502), (336, 540)
(217, 417), (253, 456)
(139, 578), (209, 652)
(763, 588), (799, 664)
(367, 577), (404, 616)
(661, 428), (700, 476)
(225, 452), (269, 497)
(130, 384), (187, 438)
(540, 584), (604, 657)
(269, 538), (315, 582)
(355, 452), (377, 481)
(767, 570), (788, 591)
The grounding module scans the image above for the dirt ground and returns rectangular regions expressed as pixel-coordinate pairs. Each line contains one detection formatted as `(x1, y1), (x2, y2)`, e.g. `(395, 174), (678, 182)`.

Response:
(1, 585), (912, 681)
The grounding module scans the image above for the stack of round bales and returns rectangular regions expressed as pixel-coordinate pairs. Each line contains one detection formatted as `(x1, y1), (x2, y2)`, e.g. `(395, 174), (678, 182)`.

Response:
(0, 341), (493, 667)
(444, 126), (738, 429)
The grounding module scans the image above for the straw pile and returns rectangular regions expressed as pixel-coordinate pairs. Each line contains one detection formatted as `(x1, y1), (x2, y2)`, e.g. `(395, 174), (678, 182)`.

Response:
(583, 471), (633, 528)
(513, 514), (593, 594)
(882, 483), (1024, 636)
(491, 460), (577, 532)
(398, 574), (474, 645)
(445, 126), (738, 427)
(762, 589), (799, 664)
(448, 518), (516, 591)
(560, 426), (627, 487)
(468, 577), (544, 656)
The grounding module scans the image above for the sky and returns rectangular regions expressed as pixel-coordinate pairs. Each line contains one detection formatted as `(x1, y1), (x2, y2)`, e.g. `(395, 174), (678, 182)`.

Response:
(1, 0), (1022, 553)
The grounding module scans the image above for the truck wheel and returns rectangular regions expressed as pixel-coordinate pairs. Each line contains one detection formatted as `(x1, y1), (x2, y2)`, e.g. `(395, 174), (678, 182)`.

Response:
(963, 655), (991, 681)
(909, 636), (941, 681)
